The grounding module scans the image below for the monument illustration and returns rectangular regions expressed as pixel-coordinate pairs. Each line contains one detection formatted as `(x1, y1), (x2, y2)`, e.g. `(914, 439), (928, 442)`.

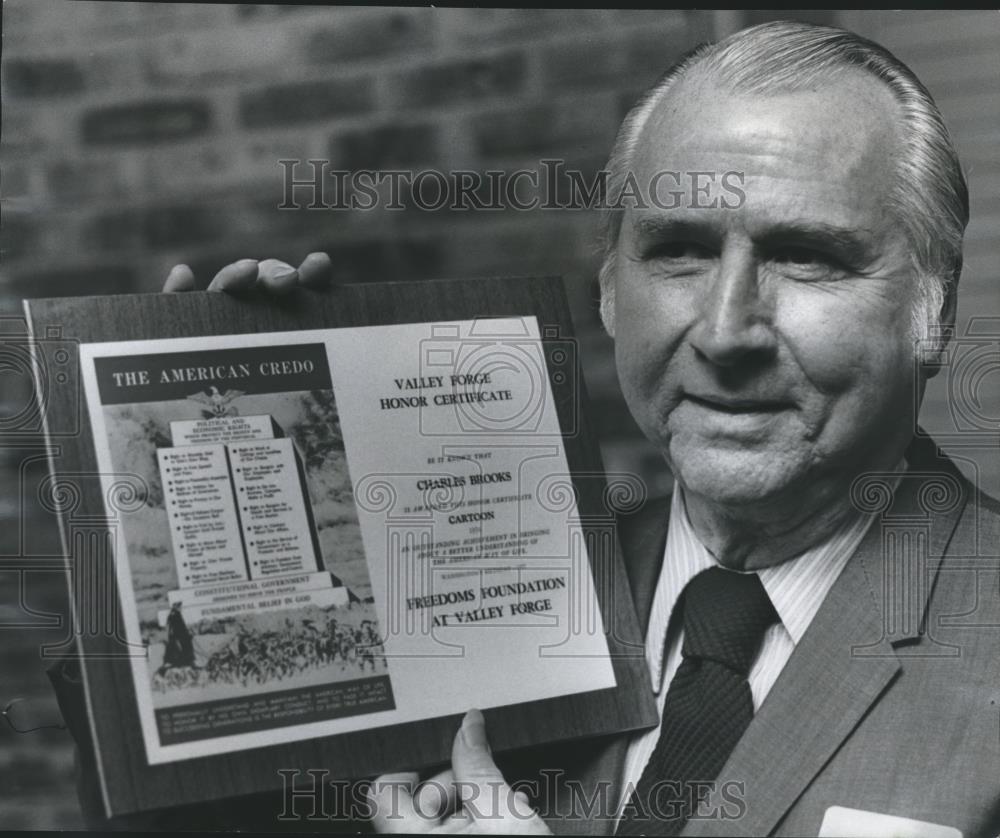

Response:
(155, 407), (351, 627)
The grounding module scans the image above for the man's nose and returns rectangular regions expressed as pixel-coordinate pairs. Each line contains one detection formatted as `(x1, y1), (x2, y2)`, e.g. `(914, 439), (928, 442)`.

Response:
(688, 246), (777, 366)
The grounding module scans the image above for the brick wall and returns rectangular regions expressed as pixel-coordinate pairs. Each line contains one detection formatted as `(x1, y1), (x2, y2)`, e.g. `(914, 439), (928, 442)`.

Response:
(1, 5), (708, 311)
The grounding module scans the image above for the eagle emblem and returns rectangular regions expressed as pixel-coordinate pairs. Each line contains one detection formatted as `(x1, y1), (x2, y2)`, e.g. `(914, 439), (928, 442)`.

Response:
(187, 386), (245, 418)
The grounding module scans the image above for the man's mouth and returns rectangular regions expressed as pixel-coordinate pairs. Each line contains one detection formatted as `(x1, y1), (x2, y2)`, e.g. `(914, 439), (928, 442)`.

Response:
(683, 393), (792, 414)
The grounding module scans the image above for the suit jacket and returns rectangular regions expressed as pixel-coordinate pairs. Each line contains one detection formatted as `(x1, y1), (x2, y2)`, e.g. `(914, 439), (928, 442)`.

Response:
(522, 433), (1000, 838)
(50, 434), (1000, 836)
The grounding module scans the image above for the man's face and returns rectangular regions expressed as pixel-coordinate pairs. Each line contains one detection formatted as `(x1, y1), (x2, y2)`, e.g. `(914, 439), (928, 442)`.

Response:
(612, 70), (924, 507)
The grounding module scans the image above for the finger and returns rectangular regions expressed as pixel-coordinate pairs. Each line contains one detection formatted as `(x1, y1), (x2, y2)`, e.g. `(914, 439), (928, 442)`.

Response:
(451, 709), (510, 822)
(257, 258), (299, 295)
(413, 768), (456, 821)
(162, 264), (196, 293)
(450, 712), (550, 833)
(452, 709), (504, 787)
(297, 251), (333, 289)
(368, 772), (421, 834)
(207, 259), (259, 293)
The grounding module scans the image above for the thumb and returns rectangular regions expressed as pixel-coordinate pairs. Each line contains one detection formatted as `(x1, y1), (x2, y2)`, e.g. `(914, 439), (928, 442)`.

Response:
(452, 708), (504, 784)
(450, 710), (550, 833)
(451, 709), (507, 816)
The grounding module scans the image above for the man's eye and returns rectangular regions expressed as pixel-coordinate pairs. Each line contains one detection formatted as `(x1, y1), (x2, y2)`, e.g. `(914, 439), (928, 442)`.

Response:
(771, 247), (839, 267)
(647, 241), (714, 261)
(769, 246), (848, 279)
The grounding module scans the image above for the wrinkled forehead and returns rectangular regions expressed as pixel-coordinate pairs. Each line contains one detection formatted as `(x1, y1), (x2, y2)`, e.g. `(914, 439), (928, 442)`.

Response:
(634, 67), (903, 183)
(626, 68), (905, 234)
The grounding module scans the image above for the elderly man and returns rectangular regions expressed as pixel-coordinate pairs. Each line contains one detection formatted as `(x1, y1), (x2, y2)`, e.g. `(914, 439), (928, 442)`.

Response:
(51, 20), (998, 838)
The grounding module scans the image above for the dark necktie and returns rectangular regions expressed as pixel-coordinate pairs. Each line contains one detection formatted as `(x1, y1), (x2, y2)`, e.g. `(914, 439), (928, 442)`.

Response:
(617, 566), (779, 836)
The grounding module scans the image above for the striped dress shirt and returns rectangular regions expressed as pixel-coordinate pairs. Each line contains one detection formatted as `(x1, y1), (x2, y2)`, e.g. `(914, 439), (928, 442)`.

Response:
(616, 465), (904, 823)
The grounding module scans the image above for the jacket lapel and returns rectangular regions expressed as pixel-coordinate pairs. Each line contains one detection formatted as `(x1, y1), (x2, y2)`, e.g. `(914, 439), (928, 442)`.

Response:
(683, 436), (970, 836)
(681, 517), (902, 836)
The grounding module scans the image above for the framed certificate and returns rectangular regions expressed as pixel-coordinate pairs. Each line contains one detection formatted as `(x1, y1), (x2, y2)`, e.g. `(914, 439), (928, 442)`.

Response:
(24, 275), (656, 817)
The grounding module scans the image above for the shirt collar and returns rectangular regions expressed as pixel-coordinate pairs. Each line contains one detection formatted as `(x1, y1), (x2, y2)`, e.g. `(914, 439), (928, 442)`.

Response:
(644, 488), (715, 690)
(645, 461), (907, 690)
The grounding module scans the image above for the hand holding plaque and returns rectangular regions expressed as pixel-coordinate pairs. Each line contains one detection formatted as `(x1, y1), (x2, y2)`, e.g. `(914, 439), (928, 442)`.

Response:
(161, 252), (333, 294)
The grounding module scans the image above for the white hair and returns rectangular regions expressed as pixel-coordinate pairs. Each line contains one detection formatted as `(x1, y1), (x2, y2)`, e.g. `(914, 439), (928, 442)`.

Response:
(598, 20), (968, 346)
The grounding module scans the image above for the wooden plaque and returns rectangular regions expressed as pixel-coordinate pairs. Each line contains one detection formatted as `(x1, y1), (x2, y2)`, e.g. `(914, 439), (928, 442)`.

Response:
(24, 276), (656, 817)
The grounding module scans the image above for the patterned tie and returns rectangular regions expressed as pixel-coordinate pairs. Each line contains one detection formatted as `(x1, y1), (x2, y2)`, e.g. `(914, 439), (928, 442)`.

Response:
(617, 566), (779, 836)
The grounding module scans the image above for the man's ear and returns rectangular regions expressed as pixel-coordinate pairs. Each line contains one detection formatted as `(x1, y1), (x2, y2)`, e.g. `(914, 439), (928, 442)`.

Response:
(598, 259), (617, 338)
(922, 276), (958, 380)
(599, 286), (616, 338)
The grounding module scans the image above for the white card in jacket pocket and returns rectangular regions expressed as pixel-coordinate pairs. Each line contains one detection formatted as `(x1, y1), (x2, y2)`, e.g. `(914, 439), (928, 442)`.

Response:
(818, 806), (962, 838)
